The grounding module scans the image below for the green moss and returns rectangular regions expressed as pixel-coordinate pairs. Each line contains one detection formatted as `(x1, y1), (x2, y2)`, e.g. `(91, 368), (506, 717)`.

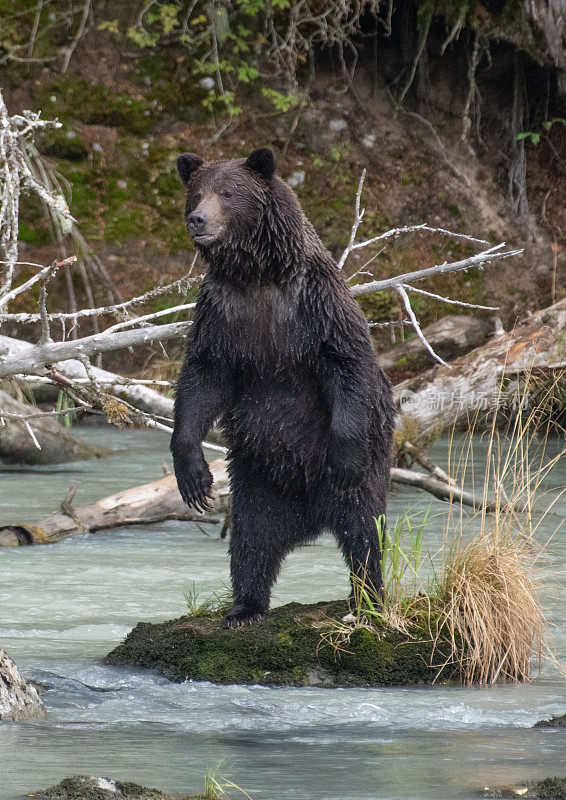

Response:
(36, 76), (156, 135)
(40, 128), (89, 161)
(18, 221), (50, 247)
(105, 600), (452, 687)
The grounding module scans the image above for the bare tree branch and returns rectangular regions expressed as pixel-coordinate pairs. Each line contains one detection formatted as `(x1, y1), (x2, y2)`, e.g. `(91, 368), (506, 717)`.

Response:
(397, 284), (450, 367)
(0, 255), (76, 309)
(349, 244), (522, 298)
(0, 322), (191, 379)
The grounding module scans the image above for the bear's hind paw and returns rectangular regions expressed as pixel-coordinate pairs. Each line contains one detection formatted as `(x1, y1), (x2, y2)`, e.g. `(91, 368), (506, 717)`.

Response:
(223, 604), (267, 629)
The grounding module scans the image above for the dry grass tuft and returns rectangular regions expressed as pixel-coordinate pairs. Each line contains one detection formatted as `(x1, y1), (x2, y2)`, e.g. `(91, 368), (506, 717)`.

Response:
(434, 531), (545, 684)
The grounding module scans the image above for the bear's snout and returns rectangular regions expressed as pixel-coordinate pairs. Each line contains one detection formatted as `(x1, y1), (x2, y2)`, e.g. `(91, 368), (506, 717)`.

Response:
(186, 194), (226, 244)
(187, 210), (207, 236)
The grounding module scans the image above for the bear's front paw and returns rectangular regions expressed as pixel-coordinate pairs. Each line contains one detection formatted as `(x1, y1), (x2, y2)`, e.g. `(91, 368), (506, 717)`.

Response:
(174, 453), (213, 513)
(223, 603), (267, 629)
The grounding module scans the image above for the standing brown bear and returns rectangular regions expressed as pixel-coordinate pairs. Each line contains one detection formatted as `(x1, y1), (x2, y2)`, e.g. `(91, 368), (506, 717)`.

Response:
(171, 148), (395, 628)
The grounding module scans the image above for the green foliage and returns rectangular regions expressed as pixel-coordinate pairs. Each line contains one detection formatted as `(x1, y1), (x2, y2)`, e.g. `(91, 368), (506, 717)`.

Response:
(261, 88), (303, 113)
(517, 118), (566, 146)
(183, 583), (232, 617)
(517, 131), (541, 146)
(348, 512), (431, 628)
(204, 760), (225, 799)
(376, 512), (429, 602)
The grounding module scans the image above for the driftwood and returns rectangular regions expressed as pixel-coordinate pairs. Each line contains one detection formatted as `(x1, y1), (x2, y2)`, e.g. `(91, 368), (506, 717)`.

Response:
(0, 335), (175, 418)
(0, 459), (230, 546)
(380, 314), (493, 374)
(0, 388), (109, 465)
(393, 299), (566, 434)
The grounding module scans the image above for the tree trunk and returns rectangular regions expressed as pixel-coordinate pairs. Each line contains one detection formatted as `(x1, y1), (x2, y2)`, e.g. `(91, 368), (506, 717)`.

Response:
(0, 459), (230, 545)
(0, 389), (110, 466)
(392, 299), (566, 434)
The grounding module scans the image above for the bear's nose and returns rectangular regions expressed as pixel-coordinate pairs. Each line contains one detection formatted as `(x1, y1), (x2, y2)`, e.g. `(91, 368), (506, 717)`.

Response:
(188, 211), (207, 235)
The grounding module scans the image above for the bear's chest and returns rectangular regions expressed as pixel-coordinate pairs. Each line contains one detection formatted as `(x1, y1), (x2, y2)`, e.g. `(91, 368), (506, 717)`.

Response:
(211, 282), (309, 367)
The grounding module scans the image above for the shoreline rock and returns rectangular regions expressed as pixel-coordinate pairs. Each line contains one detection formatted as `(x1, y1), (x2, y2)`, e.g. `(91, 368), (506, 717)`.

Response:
(483, 777), (566, 799)
(0, 646), (46, 721)
(105, 600), (450, 687)
(31, 776), (204, 800)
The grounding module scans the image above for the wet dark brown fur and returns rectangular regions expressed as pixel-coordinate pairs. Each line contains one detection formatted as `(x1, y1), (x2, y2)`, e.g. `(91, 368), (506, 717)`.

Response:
(171, 148), (395, 628)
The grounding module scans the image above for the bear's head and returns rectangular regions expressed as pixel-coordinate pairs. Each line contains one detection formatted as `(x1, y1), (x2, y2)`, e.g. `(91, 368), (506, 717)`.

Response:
(177, 148), (278, 246)
(177, 148), (305, 285)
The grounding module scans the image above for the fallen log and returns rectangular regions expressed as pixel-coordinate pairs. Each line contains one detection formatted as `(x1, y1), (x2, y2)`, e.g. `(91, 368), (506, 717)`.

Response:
(0, 458), (230, 546)
(390, 467), (519, 512)
(392, 299), (566, 434)
(0, 453), (514, 547)
(0, 389), (109, 466)
(380, 314), (493, 376)
(0, 335), (174, 419)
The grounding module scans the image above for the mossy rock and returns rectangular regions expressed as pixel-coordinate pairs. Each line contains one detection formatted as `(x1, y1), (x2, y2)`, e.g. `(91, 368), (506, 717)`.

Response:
(484, 777), (566, 799)
(31, 775), (204, 800)
(534, 714), (566, 728)
(105, 600), (450, 687)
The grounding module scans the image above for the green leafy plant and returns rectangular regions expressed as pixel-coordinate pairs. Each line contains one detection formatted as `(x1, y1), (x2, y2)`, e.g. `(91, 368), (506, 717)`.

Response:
(183, 582), (232, 617)
(55, 390), (77, 428)
(261, 88), (303, 113)
(517, 117), (566, 146)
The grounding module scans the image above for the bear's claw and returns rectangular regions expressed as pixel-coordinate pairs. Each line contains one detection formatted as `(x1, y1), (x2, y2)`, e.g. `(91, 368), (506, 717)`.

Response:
(223, 604), (267, 629)
(174, 456), (214, 513)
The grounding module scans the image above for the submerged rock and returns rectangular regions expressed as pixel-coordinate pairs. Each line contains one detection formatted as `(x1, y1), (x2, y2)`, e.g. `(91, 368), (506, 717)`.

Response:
(31, 775), (204, 800)
(483, 777), (566, 799)
(105, 600), (449, 687)
(0, 647), (46, 721)
(534, 714), (566, 728)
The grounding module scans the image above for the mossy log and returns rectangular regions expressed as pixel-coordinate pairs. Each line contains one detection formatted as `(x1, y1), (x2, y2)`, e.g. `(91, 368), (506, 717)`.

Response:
(105, 600), (450, 687)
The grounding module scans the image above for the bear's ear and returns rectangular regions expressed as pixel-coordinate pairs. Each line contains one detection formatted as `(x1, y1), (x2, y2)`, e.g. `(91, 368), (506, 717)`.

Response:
(246, 148), (276, 180)
(177, 153), (203, 185)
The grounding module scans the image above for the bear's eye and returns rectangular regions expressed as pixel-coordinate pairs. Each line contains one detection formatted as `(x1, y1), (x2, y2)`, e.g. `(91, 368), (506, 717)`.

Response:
(193, 193), (202, 205)
(222, 190), (232, 199)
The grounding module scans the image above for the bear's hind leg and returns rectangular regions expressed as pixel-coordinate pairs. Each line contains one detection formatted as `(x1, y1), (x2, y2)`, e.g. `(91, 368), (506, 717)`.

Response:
(224, 476), (308, 628)
(331, 490), (386, 606)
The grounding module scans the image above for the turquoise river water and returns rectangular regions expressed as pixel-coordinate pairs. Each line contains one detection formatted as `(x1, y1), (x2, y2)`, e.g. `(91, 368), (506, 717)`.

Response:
(0, 427), (564, 800)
